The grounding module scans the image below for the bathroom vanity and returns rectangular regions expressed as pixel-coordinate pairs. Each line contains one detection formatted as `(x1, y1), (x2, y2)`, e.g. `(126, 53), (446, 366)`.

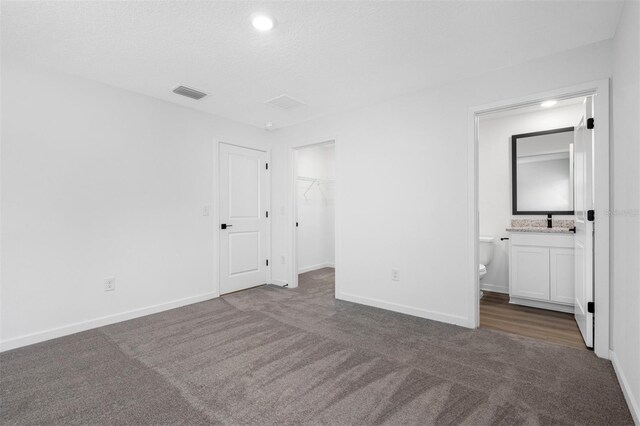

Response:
(506, 126), (577, 313)
(507, 229), (575, 313)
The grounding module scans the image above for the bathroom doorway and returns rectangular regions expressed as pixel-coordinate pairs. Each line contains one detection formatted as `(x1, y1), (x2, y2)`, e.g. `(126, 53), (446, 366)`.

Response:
(291, 141), (336, 289)
(470, 81), (610, 357)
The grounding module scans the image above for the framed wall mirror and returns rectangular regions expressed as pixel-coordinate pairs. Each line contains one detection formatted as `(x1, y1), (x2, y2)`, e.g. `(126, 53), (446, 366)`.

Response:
(512, 127), (575, 215)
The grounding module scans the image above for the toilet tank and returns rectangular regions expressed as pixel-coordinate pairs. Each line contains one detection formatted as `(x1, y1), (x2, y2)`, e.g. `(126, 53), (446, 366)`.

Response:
(479, 236), (495, 266)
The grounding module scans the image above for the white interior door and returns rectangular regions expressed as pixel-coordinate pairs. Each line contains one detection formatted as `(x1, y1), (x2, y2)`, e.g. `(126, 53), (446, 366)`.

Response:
(219, 143), (269, 295)
(573, 97), (594, 348)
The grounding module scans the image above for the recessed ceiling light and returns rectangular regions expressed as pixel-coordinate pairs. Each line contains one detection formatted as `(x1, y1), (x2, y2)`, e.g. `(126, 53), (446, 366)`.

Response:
(251, 14), (275, 31)
(541, 100), (558, 108)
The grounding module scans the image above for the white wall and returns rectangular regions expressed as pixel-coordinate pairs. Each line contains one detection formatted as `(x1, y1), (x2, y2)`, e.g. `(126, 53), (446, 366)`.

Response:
(478, 105), (581, 292)
(610, 0), (640, 422)
(0, 59), (269, 350)
(270, 40), (613, 327)
(296, 144), (335, 273)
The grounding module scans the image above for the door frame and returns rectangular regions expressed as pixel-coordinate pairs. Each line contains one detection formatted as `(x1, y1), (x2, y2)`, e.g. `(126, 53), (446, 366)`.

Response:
(215, 141), (271, 296)
(289, 140), (336, 289)
(468, 79), (610, 358)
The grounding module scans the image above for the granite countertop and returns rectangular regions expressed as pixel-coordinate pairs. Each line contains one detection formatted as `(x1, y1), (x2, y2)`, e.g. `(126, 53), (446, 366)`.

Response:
(506, 227), (574, 234)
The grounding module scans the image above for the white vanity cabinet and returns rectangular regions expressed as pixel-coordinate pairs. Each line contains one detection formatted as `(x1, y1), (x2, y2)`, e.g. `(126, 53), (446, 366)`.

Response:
(509, 232), (574, 313)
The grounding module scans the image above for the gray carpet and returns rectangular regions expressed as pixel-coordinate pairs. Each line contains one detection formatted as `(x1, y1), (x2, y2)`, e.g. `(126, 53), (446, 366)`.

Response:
(1, 268), (633, 425)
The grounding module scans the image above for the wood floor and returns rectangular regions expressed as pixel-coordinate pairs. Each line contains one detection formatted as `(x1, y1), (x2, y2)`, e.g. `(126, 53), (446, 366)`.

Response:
(480, 291), (586, 350)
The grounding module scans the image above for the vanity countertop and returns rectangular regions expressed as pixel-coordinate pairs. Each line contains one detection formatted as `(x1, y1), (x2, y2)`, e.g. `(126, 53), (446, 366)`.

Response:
(506, 227), (574, 234)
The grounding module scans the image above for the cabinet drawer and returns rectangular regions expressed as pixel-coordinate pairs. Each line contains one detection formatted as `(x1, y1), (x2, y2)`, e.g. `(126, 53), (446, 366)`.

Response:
(510, 232), (574, 248)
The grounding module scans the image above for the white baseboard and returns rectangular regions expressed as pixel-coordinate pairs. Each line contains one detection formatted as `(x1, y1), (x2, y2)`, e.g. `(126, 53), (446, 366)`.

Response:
(480, 282), (509, 294)
(298, 263), (335, 274)
(509, 296), (574, 314)
(610, 350), (640, 425)
(270, 279), (289, 287)
(338, 292), (472, 328)
(0, 291), (219, 353)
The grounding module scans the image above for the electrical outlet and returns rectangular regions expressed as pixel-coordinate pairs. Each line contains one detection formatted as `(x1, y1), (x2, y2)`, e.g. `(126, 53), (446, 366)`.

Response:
(281, 255), (286, 264)
(104, 277), (115, 292)
(202, 205), (210, 216)
(391, 269), (400, 282)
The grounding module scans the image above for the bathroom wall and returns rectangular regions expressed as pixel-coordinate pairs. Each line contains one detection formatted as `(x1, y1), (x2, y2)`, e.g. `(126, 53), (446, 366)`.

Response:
(296, 144), (335, 273)
(478, 104), (582, 293)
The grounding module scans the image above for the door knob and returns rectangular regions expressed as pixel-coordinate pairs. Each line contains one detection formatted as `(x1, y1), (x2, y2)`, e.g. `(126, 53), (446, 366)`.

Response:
(221, 224), (233, 230)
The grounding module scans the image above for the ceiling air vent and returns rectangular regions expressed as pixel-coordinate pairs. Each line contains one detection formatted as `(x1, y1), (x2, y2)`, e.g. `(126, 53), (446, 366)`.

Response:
(264, 94), (305, 110)
(172, 85), (208, 100)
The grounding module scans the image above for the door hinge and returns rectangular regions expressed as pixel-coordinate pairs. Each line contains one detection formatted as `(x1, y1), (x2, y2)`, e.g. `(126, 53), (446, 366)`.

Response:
(266, 211), (269, 218)
(587, 118), (594, 129)
(266, 259), (269, 266)
(587, 210), (595, 221)
(265, 163), (269, 170)
(587, 301), (595, 314)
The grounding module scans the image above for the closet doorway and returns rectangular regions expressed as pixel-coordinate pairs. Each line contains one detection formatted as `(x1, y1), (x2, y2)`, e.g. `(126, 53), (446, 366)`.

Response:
(292, 141), (335, 289)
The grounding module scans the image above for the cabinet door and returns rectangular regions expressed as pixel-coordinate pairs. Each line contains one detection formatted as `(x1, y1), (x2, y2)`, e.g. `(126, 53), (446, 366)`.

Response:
(511, 246), (550, 300)
(550, 247), (575, 304)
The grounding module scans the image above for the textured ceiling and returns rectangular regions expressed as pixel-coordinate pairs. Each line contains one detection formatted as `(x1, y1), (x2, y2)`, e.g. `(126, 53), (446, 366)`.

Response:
(1, 1), (623, 130)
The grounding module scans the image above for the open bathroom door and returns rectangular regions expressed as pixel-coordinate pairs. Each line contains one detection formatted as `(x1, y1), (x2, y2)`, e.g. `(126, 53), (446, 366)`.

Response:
(573, 97), (594, 348)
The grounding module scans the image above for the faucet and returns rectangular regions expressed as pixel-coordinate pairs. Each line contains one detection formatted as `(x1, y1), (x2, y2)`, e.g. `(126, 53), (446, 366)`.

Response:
(547, 214), (552, 228)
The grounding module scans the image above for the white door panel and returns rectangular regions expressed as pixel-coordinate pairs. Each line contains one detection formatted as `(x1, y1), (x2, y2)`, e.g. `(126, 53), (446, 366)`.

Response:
(220, 143), (268, 294)
(574, 97), (594, 348)
(511, 246), (550, 300)
(228, 232), (260, 276)
(229, 154), (260, 218)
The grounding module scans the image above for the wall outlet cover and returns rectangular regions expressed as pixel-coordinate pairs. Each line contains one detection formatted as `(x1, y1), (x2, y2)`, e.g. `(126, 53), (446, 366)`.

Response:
(391, 269), (400, 281)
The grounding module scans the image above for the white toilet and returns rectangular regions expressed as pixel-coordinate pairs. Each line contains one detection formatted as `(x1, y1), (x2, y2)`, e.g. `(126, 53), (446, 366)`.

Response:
(479, 236), (495, 281)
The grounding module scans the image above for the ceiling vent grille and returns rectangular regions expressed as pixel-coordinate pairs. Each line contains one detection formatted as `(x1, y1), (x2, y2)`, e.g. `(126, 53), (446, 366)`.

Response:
(172, 85), (208, 100)
(264, 94), (305, 110)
